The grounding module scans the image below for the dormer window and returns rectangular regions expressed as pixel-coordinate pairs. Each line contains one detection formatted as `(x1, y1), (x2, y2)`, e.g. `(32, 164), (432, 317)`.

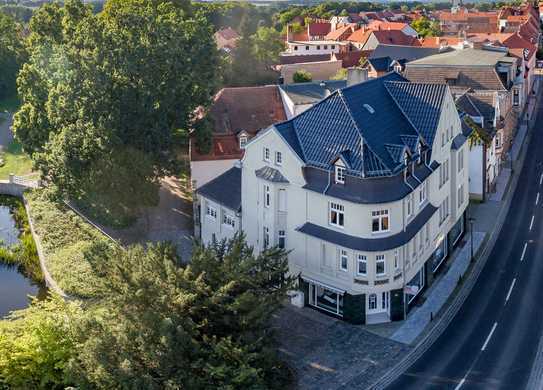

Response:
(239, 135), (248, 149)
(335, 160), (346, 184)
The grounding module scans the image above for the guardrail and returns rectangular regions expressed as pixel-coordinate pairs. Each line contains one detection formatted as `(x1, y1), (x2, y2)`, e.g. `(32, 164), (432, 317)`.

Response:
(8, 173), (40, 188)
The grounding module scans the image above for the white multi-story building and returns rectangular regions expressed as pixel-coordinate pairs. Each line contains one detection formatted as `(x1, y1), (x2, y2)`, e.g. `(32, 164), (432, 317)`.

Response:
(197, 72), (469, 324)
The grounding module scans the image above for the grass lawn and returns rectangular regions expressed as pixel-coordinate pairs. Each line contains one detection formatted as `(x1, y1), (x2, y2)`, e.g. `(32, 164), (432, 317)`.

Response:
(0, 141), (35, 180)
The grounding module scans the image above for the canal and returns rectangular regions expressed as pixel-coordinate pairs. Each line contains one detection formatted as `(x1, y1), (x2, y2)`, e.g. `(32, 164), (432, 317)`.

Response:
(0, 205), (46, 318)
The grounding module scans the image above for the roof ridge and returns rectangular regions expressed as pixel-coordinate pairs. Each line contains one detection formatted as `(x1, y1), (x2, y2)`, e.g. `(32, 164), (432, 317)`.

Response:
(337, 88), (393, 175)
(383, 81), (430, 145)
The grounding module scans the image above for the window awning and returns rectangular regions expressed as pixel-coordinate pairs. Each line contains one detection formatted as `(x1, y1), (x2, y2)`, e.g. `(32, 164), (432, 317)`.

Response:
(302, 276), (346, 295)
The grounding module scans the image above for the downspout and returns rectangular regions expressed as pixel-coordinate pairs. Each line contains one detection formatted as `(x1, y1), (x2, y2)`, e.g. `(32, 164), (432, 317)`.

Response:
(323, 169), (332, 195)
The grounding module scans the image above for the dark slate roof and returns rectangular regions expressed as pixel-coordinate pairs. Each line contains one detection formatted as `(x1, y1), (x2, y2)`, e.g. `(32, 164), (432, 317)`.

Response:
(368, 56), (392, 72)
(451, 133), (468, 150)
(302, 163), (434, 204)
(270, 72), (449, 178)
(297, 203), (438, 251)
(196, 167), (241, 211)
(279, 80), (347, 105)
(456, 94), (482, 117)
(384, 81), (448, 147)
(370, 44), (441, 62)
(255, 166), (289, 183)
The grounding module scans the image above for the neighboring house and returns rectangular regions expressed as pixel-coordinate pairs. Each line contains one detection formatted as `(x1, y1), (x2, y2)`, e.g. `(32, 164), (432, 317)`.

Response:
(279, 80), (347, 119)
(214, 27), (240, 53)
(190, 86), (286, 191)
(198, 73), (469, 325)
(308, 21), (332, 40)
(456, 92), (499, 201)
(284, 40), (345, 56)
(365, 44), (442, 77)
(325, 24), (358, 41)
(196, 166), (242, 245)
(405, 47), (523, 165)
(279, 59), (343, 84)
(366, 20), (419, 37)
(348, 29), (421, 51)
(419, 36), (466, 49)
(437, 8), (499, 35)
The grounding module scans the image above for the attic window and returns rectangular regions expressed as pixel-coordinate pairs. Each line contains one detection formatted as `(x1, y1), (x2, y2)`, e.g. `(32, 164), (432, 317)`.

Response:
(239, 135), (248, 149)
(363, 104), (375, 114)
(335, 160), (346, 184)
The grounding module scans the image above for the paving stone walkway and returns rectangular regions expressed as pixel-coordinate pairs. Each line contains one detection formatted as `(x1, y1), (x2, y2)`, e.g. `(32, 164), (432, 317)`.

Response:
(390, 232), (485, 345)
(272, 306), (411, 390)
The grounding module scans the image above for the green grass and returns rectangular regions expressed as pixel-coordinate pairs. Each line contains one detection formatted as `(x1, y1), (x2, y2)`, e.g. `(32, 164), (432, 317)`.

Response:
(0, 141), (34, 180)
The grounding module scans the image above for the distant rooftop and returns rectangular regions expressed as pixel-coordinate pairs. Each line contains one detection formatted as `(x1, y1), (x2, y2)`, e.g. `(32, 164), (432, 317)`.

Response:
(408, 48), (516, 67)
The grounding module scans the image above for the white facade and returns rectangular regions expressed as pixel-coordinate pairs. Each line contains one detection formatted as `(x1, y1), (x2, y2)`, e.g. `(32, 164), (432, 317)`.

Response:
(198, 196), (241, 246)
(284, 41), (343, 56)
(191, 159), (237, 190)
(237, 90), (469, 324)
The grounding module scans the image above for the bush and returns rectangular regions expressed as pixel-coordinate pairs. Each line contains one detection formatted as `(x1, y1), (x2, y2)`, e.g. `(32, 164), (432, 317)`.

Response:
(292, 69), (312, 83)
(25, 189), (115, 298)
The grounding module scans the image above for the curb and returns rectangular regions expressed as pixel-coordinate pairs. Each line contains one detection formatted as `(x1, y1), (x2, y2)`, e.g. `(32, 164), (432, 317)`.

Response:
(367, 108), (534, 390)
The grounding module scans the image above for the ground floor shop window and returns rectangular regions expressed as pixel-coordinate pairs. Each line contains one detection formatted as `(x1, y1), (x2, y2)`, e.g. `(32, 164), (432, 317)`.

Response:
(308, 281), (344, 316)
(431, 235), (448, 273)
(449, 216), (464, 247)
(405, 266), (425, 304)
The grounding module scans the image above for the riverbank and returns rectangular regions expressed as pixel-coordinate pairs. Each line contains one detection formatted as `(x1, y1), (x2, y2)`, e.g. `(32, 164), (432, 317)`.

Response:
(0, 195), (42, 284)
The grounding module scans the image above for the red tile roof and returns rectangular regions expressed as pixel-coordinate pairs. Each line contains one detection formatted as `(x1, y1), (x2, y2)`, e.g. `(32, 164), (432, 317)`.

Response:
(419, 36), (464, 47)
(333, 50), (372, 68)
(366, 20), (410, 31)
(308, 22), (331, 37)
(216, 27), (239, 41)
(371, 30), (421, 46)
(347, 28), (373, 44)
(325, 24), (356, 41)
(191, 86), (286, 161)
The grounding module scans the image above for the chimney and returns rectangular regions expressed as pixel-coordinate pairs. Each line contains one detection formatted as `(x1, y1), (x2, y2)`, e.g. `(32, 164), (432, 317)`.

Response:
(347, 67), (369, 86)
(287, 24), (293, 42)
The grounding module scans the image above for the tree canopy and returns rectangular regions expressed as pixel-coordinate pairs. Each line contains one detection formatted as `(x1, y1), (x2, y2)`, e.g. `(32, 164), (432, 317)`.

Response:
(293, 69), (312, 83)
(411, 16), (442, 38)
(0, 235), (294, 389)
(0, 12), (25, 101)
(13, 0), (219, 224)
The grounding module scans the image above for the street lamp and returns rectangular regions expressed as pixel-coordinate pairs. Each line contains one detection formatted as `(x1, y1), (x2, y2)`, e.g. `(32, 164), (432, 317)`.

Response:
(468, 217), (476, 263)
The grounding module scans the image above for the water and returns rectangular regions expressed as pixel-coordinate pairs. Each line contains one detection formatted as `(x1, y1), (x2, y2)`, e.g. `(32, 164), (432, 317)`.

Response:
(0, 206), (45, 318)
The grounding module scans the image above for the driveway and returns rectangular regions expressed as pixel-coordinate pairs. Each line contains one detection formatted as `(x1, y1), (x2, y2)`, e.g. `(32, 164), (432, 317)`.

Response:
(97, 176), (194, 262)
(272, 305), (410, 390)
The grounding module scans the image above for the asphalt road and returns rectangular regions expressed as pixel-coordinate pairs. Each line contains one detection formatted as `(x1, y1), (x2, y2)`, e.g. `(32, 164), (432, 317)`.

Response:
(387, 105), (543, 390)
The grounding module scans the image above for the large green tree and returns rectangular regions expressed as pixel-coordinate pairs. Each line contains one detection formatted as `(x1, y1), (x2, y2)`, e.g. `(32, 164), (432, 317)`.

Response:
(0, 12), (25, 101)
(13, 0), (219, 224)
(71, 236), (293, 389)
(412, 16), (442, 38)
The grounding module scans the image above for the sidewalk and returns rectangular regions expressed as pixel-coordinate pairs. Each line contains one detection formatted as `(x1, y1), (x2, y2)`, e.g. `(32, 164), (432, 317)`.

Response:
(389, 99), (532, 345)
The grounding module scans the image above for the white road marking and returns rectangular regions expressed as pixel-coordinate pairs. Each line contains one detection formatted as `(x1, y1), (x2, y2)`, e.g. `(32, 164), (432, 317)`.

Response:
(540, 173), (543, 186)
(537, 193), (540, 206)
(505, 278), (516, 303)
(521, 242), (528, 262)
(530, 215), (535, 231)
(454, 377), (466, 390)
(482, 322), (498, 351)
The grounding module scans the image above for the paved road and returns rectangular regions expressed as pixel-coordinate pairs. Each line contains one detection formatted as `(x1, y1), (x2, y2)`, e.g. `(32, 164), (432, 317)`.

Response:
(388, 104), (543, 389)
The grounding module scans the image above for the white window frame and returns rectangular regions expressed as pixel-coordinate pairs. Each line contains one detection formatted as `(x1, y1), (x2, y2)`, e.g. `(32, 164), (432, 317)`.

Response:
(263, 226), (270, 248)
(335, 164), (346, 184)
(278, 230), (286, 249)
(339, 249), (348, 272)
(458, 184), (465, 208)
(371, 209), (389, 233)
(275, 151), (282, 165)
(419, 181), (427, 205)
(264, 185), (271, 208)
(222, 212), (235, 229)
(407, 193), (413, 218)
(206, 204), (217, 220)
(394, 250), (399, 271)
(239, 135), (248, 149)
(458, 149), (464, 173)
(357, 254), (367, 276)
(263, 147), (270, 162)
(329, 202), (345, 228)
(376, 254), (386, 277)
